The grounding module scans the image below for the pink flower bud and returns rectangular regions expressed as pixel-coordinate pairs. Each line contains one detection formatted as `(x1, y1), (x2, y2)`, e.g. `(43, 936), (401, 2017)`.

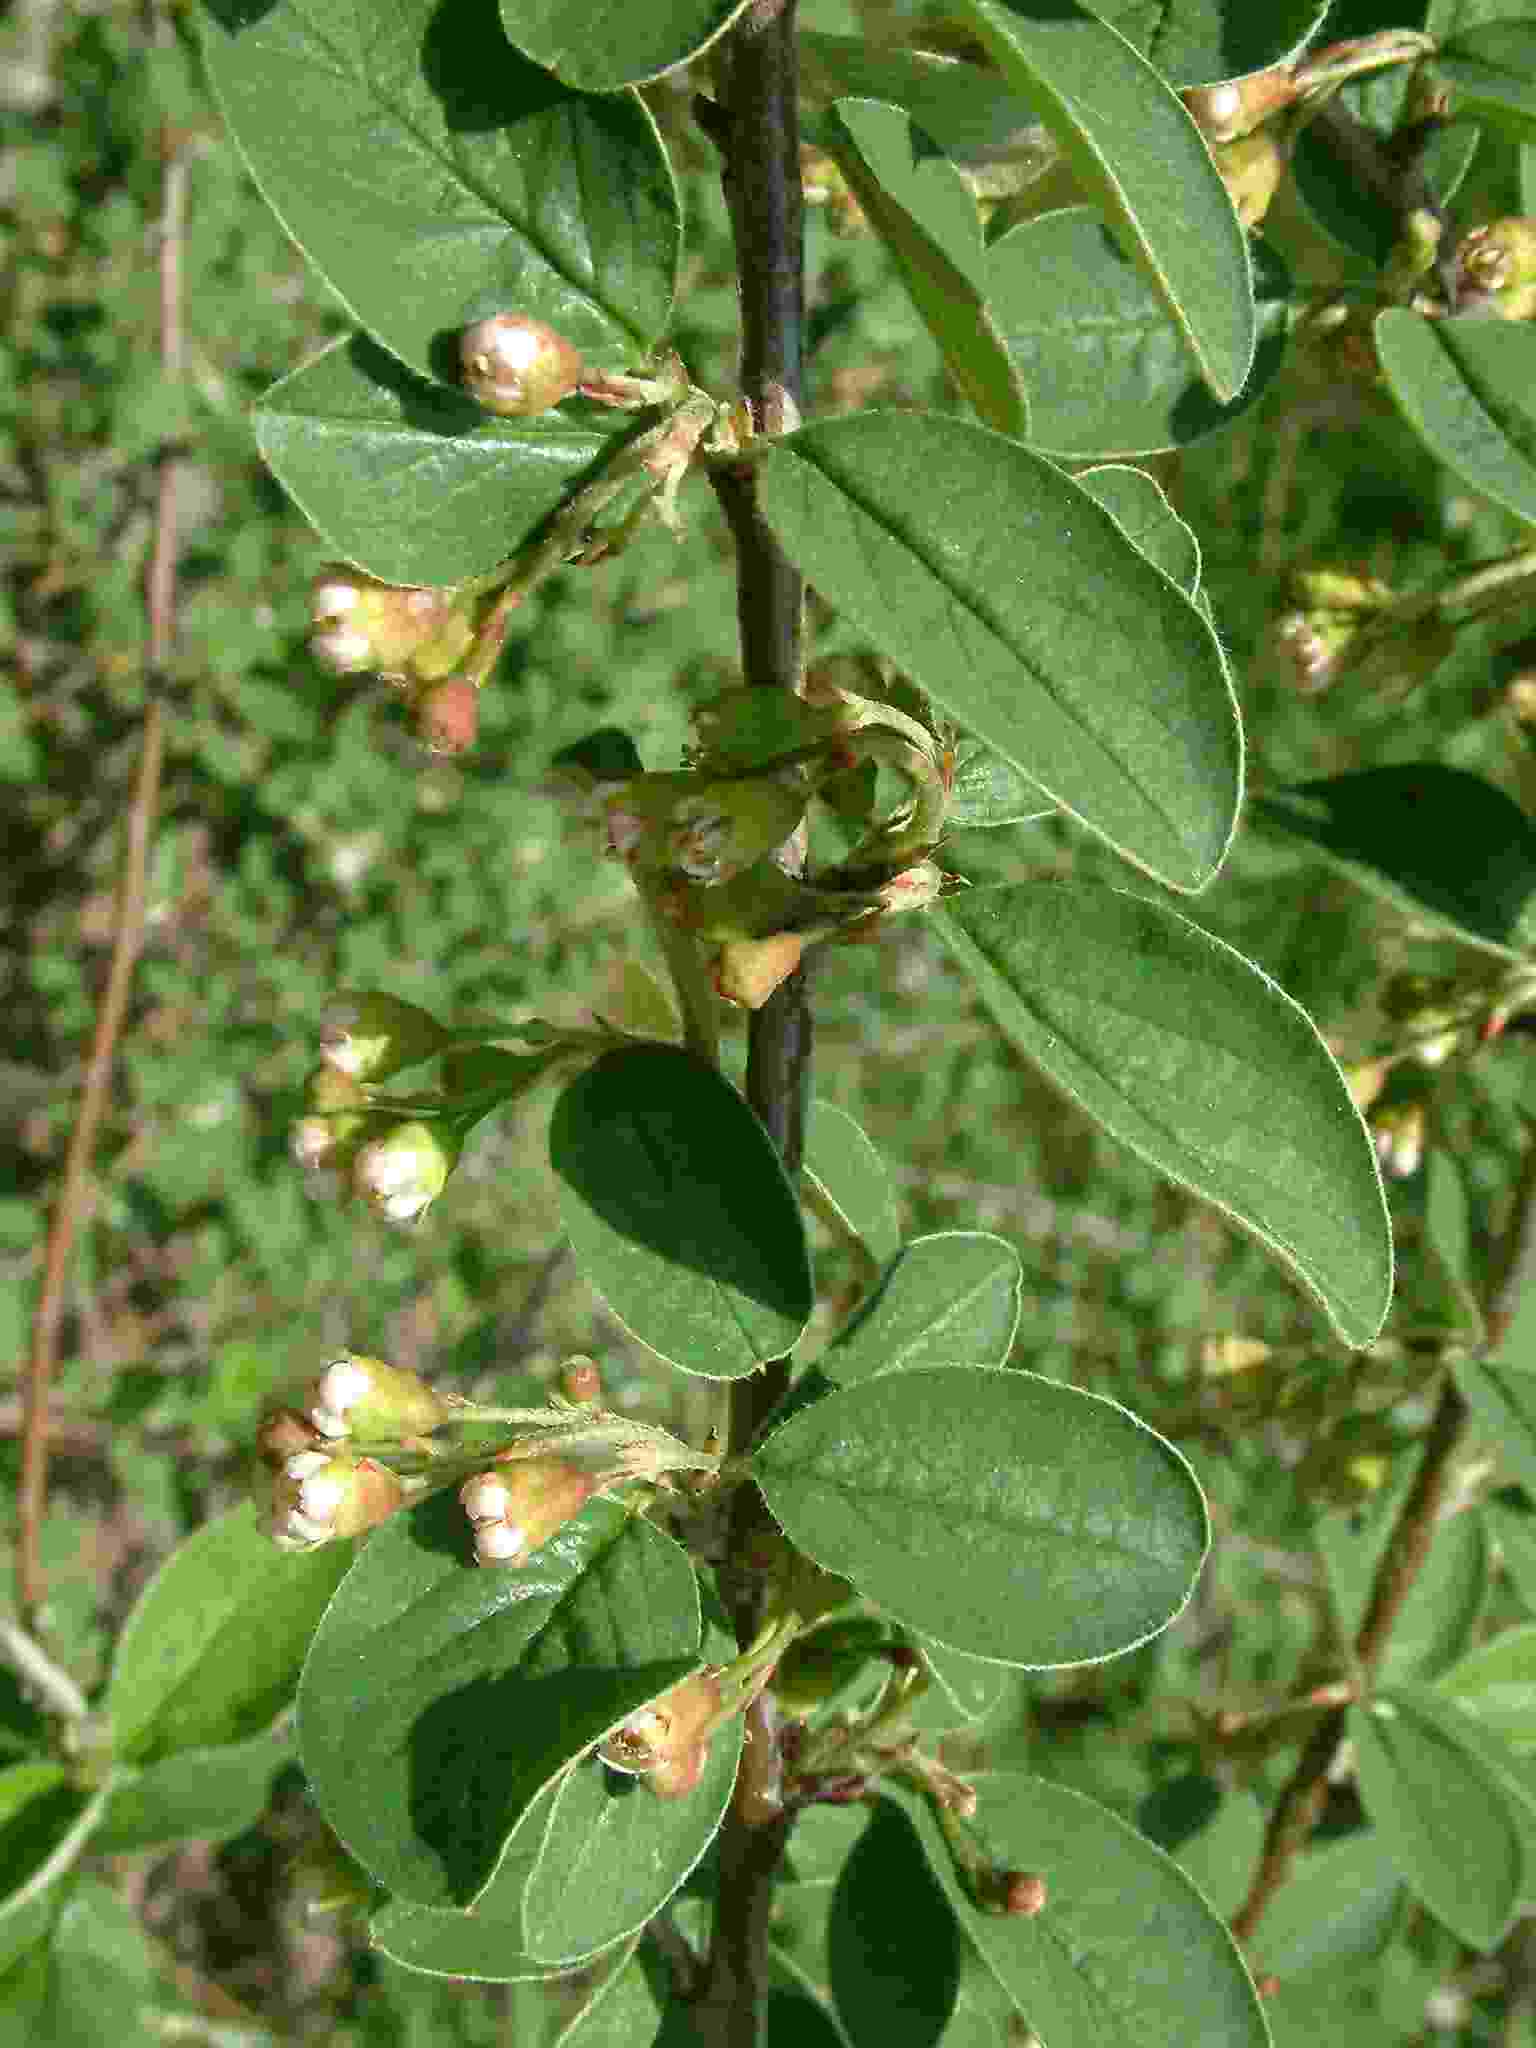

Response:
(306, 1353), (453, 1441)
(319, 992), (446, 1083)
(458, 1457), (600, 1566)
(712, 932), (805, 1009)
(309, 570), (472, 682)
(267, 1450), (404, 1550)
(560, 1356), (603, 1405)
(289, 1066), (375, 1180)
(416, 675), (479, 755)
(352, 1120), (461, 1223)
(459, 314), (584, 417)
(597, 1670), (729, 1796)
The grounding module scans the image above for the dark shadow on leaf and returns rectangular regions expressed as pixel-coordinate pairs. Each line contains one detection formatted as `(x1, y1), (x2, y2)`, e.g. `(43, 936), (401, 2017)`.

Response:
(201, 0), (282, 31)
(420, 0), (570, 135)
(343, 332), (484, 433)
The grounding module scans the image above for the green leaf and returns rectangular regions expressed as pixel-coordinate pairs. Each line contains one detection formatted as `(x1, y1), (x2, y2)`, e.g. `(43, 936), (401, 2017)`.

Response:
(1168, 1792), (1266, 1922)
(367, 1777), (560, 1981)
(498, 0), (749, 90)
(912, 1642), (1014, 1731)
(1490, 1501), (1536, 1612)
(297, 1490), (700, 1907)
(824, 1233), (1022, 1383)
(1438, 20), (1536, 140)
(990, 211), (1290, 458)
(1060, 0), (1328, 84)
(1352, 1690), (1524, 1950)
(94, 1725), (293, 1855)
(1375, 310), (1536, 527)
(255, 333), (633, 587)
(2, 1881), (160, 2048)
(1252, 766), (1536, 959)
(1458, 1356), (1536, 1497)
(957, 2), (1255, 404)
(555, 1944), (655, 2047)
(550, 1045), (813, 1380)
(828, 1800), (962, 2048)
(106, 1502), (352, 1764)
(752, 1366), (1207, 1666)
(1436, 1622), (1536, 1753)
(1076, 465), (1201, 597)
(804, 1100), (902, 1266)
(202, 0), (680, 385)
(939, 1948), (1018, 2048)
(759, 412), (1240, 892)
(800, 34), (1046, 167)
(936, 883), (1393, 1348)
(945, 740), (1054, 832)
(0, 1768), (95, 1918)
(1424, 1150), (1483, 1341)
(890, 1773), (1269, 2048)
(1245, 1831), (1401, 1986)
(523, 1668), (743, 1964)
(817, 100), (1028, 437)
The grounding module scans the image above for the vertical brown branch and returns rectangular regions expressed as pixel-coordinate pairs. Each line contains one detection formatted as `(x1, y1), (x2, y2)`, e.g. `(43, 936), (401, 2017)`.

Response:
(17, 129), (183, 1627)
(694, 6), (807, 2044)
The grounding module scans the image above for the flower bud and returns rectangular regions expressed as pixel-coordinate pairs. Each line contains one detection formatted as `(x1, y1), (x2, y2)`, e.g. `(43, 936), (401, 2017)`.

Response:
(268, 1449), (404, 1550)
(1211, 130), (1287, 230)
(1455, 219), (1536, 320)
(560, 1356), (604, 1405)
(459, 1458), (599, 1566)
(352, 1120), (461, 1223)
(1183, 68), (1296, 144)
(290, 1065), (376, 1179)
(712, 931), (806, 1009)
(257, 1406), (326, 1466)
(306, 1353), (454, 1441)
(598, 1670), (728, 1796)
(309, 570), (473, 682)
(319, 992), (447, 1083)
(459, 314), (584, 417)
(416, 675), (479, 756)
(1371, 1101), (1425, 1180)
(1001, 1871), (1047, 1917)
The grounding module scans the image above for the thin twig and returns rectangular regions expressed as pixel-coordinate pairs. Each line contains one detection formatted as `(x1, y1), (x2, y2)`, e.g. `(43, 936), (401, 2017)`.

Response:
(0, 1617), (89, 1720)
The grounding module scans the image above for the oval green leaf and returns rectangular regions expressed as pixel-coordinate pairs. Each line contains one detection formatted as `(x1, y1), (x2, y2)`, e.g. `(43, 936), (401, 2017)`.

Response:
(107, 1502), (352, 1765)
(255, 334), (634, 587)
(203, 0), (680, 384)
(890, 1772), (1269, 2048)
(759, 411), (1240, 891)
(1077, 464), (1201, 596)
(297, 1490), (700, 1907)
(936, 882), (1393, 1347)
(1352, 1691), (1524, 1951)
(752, 1366), (1207, 1667)
(1070, 0), (1328, 84)
(990, 210), (1291, 459)
(1376, 309), (1536, 527)
(499, 0), (749, 90)
(1252, 765), (1536, 959)
(550, 1045), (813, 1379)
(958, 1), (1255, 403)
(803, 1100), (902, 1266)
(824, 1232), (1022, 1383)
(1437, 1622), (1536, 1753)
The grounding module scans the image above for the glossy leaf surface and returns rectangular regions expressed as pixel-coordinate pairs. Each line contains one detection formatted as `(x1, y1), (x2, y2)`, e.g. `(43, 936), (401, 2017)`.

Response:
(760, 411), (1240, 891)
(959, 1), (1255, 403)
(255, 334), (630, 586)
(551, 1045), (813, 1378)
(204, 0), (680, 383)
(107, 1502), (351, 1764)
(752, 1366), (1207, 1666)
(937, 884), (1393, 1347)
(990, 212), (1289, 458)
(1253, 765), (1536, 958)
(1352, 1690), (1523, 1950)
(498, 0), (749, 89)
(824, 1232), (1022, 1382)
(298, 1491), (699, 1907)
(893, 1773), (1268, 2048)
(1376, 311), (1536, 527)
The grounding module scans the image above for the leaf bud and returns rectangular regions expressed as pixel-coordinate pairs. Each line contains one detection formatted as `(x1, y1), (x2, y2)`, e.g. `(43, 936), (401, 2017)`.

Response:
(415, 675), (479, 756)
(459, 314), (584, 417)
(268, 1449), (404, 1550)
(309, 569), (473, 681)
(319, 992), (447, 1082)
(1455, 219), (1536, 320)
(307, 1353), (454, 1441)
(459, 1458), (600, 1566)
(598, 1670), (728, 1797)
(352, 1120), (462, 1223)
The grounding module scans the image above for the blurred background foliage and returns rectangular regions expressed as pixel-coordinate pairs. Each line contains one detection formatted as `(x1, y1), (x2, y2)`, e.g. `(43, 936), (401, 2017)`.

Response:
(8, 0), (1536, 2038)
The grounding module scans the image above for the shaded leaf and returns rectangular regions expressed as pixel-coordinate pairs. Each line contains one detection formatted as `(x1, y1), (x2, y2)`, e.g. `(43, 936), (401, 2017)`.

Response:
(824, 1233), (1022, 1382)
(958, 1), (1255, 402)
(1245, 1831), (1401, 1986)
(936, 883), (1392, 1348)
(991, 211), (1291, 458)
(203, 0), (680, 384)
(760, 411), (1240, 891)
(1, 1881), (160, 2048)
(94, 1726), (293, 1856)
(555, 1944), (655, 2046)
(1252, 765), (1536, 959)
(298, 1491), (700, 1907)
(800, 34), (1046, 167)
(752, 1366), (1207, 1667)
(1376, 310), (1536, 527)
(1438, 20), (1536, 140)
(107, 1502), (351, 1764)
(944, 740), (1054, 832)
(498, 0), (750, 90)
(1061, 0), (1328, 84)
(551, 1045), (813, 1379)
(804, 1100), (902, 1266)
(828, 1800), (962, 2048)
(1458, 1356), (1536, 1497)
